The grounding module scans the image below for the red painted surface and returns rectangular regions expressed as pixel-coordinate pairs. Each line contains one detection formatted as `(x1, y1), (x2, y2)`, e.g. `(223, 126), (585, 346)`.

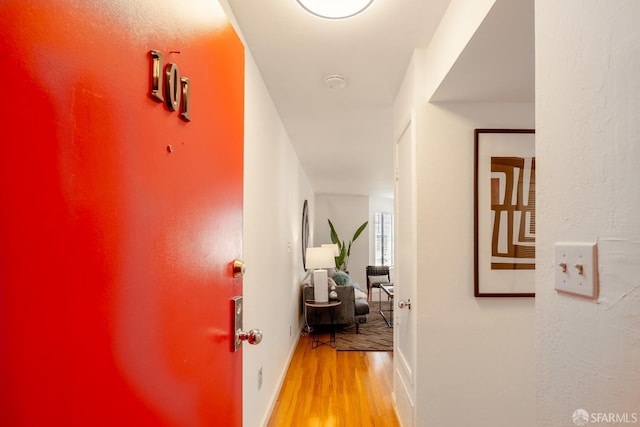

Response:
(0, 1), (244, 425)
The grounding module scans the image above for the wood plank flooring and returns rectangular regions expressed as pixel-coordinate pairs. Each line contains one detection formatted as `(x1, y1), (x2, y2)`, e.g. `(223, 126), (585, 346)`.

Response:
(266, 332), (399, 427)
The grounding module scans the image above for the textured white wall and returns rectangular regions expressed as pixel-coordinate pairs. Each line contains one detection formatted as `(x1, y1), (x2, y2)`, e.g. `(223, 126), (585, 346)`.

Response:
(536, 1), (640, 425)
(242, 50), (315, 427)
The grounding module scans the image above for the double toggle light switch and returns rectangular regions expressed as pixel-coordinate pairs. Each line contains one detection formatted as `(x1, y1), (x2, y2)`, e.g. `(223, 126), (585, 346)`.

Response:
(558, 261), (584, 275)
(554, 242), (598, 298)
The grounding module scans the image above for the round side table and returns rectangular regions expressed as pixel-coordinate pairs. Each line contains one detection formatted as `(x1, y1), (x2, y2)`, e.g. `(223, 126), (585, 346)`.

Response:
(304, 299), (341, 349)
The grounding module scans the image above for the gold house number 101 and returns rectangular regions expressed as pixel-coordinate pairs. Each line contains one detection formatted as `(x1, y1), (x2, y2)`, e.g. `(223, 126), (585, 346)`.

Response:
(149, 50), (191, 122)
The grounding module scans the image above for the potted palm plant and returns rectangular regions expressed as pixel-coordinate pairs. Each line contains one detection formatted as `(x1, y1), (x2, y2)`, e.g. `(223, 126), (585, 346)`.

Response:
(328, 219), (368, 272)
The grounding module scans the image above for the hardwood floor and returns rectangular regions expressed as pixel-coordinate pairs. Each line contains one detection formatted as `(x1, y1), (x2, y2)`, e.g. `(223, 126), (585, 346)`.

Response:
(266, 332), (399, 427)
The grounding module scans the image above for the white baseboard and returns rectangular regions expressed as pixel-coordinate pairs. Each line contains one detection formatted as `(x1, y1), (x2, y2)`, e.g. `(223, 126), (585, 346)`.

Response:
(258, 321), (303, 427)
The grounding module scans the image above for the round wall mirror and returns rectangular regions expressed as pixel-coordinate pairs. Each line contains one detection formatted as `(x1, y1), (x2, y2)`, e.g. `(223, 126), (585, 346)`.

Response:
(301, 200), (310, 269)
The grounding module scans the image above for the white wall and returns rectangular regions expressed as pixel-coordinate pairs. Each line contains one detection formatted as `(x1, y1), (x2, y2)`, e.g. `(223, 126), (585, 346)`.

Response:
(536, 1), (640, 425)
(415, 102), (535, 427)
(314, 194), (369, 287)
(242, 49), (315, 427)
(219, 4), (315, 426)
(393, 1), (536, 425)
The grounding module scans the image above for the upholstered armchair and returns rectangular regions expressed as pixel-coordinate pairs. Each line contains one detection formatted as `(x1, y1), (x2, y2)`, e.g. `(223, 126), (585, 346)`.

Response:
(365, 265), (391, 300)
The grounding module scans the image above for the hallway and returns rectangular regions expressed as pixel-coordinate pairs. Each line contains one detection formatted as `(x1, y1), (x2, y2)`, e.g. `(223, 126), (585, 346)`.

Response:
(267, 333), (399, 427)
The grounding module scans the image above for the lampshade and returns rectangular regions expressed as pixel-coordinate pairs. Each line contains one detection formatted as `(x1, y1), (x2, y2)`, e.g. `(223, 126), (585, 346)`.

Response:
(321, 243), (340, 257)
(305, 247), (336, 270)
(296, 0), (374, 20)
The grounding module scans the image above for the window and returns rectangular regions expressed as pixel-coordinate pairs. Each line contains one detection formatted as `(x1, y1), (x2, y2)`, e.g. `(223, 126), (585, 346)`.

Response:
(374, 212), (394, 266)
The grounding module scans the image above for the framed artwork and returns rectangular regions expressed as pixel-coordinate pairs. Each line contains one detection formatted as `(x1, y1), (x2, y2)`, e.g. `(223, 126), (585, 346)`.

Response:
(474, 129), (536, 297)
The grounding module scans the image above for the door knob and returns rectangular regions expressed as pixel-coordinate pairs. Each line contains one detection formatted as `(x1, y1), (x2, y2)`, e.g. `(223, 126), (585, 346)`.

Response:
(398, 299), (411, 310)
(237, 329), (263, 345)
(232, 259), (246, 278)
(232, 296), (262, 351)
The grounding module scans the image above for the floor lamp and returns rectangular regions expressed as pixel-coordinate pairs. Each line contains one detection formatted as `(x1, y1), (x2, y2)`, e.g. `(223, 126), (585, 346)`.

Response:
(305, 246), (335, 302)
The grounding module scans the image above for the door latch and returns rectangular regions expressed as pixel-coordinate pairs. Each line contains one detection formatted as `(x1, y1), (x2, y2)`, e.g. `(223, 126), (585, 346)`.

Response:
(398, 299), (412, 310)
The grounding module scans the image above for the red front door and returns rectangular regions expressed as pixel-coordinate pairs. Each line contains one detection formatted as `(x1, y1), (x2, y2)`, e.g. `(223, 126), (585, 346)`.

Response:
(0, 1), (245, 425)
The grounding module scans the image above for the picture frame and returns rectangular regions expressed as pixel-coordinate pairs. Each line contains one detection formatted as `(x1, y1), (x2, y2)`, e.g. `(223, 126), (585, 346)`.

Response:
(474, 129), (536, 297)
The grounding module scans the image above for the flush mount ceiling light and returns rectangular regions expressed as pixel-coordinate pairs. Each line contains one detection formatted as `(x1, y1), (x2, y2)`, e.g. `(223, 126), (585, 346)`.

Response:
(296, 0), (374, 20)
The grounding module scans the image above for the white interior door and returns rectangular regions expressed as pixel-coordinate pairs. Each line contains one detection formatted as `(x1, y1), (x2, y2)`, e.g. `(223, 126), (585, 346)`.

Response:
(393, 115), (418, 426)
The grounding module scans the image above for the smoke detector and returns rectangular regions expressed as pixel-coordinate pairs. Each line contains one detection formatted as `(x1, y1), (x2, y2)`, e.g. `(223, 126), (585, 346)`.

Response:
(324, 75), (347, 89)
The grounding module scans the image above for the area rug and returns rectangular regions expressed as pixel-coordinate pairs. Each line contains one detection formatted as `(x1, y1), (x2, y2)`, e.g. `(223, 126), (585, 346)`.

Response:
(335, 301), (393, 351)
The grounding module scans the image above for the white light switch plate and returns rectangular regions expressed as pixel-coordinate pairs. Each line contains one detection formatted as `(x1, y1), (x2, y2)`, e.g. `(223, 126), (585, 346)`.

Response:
(554, 242), (598, 298)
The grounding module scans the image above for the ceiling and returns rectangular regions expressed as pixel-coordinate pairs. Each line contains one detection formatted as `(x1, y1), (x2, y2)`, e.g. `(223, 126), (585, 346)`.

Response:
(225, 0), (534, 199)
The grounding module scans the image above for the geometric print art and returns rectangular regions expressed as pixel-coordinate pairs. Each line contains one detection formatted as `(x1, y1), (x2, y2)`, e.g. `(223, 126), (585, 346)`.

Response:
(490, 156), (535, 270)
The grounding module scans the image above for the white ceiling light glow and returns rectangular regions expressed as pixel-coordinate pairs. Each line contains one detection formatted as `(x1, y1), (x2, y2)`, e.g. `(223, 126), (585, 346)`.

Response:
(296, 0), (374, 19)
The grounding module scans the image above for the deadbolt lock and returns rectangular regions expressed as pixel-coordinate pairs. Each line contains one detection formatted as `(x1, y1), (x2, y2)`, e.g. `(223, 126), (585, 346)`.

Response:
(232, 259), (246, 278)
